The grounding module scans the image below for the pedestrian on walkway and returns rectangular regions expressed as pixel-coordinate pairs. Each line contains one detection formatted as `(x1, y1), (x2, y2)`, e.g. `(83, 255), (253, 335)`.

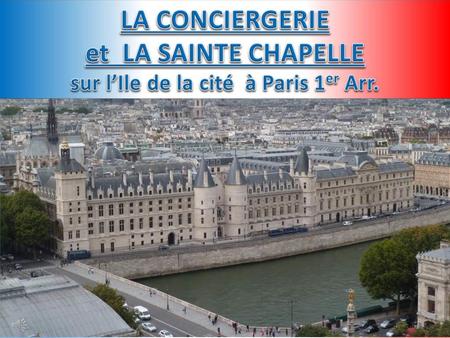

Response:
(285, 328), (288, 336)
(217, 327), (221, 336)
(183, 306), (187, 315)
(253, 327), (256, 337)
(246, 324), (249, 332)
(208, 313), (211, 322)
(149, 289), (152, 297)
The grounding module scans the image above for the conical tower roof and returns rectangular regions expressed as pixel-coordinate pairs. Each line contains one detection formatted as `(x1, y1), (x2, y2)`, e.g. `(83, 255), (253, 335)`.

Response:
(194, 157), (216, 188)
(295, 147), (309, 175)
(225, 156), (247, 185)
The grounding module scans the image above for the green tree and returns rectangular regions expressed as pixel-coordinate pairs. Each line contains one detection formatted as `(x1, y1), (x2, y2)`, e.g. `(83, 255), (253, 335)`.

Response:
(359, 225), (450, 314)
(1, 106), (21, 116)
(393, 321), (408, 336)
(296, 325), (336, 337)
(15, 207), (50, 258)
(90, 284), (136, 328)
(0, 195), (13, 254)
(413, 321), (450, 337)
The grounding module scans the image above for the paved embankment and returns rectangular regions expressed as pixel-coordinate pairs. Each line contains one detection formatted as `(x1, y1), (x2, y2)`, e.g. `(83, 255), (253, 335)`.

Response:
(86, 205), (450, 279)
(56, 262), (290, 337)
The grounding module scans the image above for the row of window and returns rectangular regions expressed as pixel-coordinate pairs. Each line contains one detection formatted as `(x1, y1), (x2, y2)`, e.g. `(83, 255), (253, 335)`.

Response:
(248, 182), (307, 194)
(86, 214), (193, 235)
(318, 172), (411, 188)
(88, 186), (193, 200)
(248, 205), (307, 218)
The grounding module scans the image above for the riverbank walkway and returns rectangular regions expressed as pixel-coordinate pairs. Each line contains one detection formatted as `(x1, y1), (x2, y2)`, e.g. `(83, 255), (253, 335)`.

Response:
(55, 261), (292, 337)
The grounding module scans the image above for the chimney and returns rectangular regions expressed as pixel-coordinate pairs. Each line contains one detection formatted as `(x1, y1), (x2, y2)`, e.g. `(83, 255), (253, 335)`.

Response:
(289, 158), (295, 176)
(279, 168), (283, 179)
(122, 171), (127, 186)
(188, 169), (192, 185)
(169, 170), (174, 182)
(263, 170), (268, 181)
(88, 167), (95, 189)
(181, 166), (187, 175)
(149, 169), (154, 185)
(138, 172), (143, 186)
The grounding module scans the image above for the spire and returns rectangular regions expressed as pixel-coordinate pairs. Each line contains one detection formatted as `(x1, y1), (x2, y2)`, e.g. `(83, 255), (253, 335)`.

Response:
(47, 98), (58, 143)
(225, 155), (247, 185)
(295, 147), (309, 175)
(194, 157), (215, 188)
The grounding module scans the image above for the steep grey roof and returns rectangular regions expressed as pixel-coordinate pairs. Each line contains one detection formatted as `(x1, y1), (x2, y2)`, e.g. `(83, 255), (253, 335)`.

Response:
(226, 156), (247, 185)
(246, 171), (293, 186)
(0, 151), (16, 166)
(22, 135), (81, 158)
(295, 148), (309, 174)
(94, 142), (124, 161)
(56, 158), (85, 174)
(36, 167), (55, 186)
(316, 167), (357, 180)
(417, 152), (450, 166)
(378, 161), (413, 173)
(89, 172), (190, 198)
(337, 151), (376, 167)
(194, 158), (216, 188)
(240, 159), (289, 172)
(0, 275), (133, 337)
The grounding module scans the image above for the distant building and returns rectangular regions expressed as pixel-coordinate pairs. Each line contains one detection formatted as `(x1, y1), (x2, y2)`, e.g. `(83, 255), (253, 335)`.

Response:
(0, 275), (134, 337)
(414, 152), (450, 199)
(416, 241), (450, 327)
(0, 150), (16, 187)
(402, 125), (450, 144)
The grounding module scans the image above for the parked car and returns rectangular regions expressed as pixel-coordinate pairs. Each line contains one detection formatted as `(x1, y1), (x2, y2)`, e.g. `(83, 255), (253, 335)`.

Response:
(386, 329), (395, 337)
(134, 306), (151, 320)
(14, 263), (23, 271)
(159, 329), (173, 337)
(7, 254), (14, 260)
(158, 245), (169, 251)
(365, 325), (379, 334)
(360, 319), (377, 329)
(343, 221), (353, 226)
(142, 322), (157, 333)
(380, 319), (397, 329)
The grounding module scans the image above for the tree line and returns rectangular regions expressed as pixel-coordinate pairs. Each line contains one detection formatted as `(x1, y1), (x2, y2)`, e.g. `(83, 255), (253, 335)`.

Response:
(0, 190), (53, 258)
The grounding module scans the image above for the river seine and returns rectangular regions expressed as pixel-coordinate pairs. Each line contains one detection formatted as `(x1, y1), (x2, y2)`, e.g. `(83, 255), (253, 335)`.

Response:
(138, 241), (385, 326)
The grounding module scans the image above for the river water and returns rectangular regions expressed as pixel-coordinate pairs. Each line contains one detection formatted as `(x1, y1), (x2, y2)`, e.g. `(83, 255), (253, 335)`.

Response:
(138, 241), (385, 327)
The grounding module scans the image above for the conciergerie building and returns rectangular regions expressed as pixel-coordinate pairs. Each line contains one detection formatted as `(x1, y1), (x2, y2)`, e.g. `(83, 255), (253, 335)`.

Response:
(24, 140), (413, 258)
(16, 101), (414, 258)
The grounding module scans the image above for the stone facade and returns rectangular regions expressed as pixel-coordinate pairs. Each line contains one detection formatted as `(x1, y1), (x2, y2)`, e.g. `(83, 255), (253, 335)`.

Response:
(414, 152), (450, 199)
(416, 241), (450, 327)
(32, 145), (414, 258)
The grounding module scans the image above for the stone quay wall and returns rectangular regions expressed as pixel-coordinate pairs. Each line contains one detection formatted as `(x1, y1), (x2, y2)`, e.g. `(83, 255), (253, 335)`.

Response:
(86, 205), (450, 279)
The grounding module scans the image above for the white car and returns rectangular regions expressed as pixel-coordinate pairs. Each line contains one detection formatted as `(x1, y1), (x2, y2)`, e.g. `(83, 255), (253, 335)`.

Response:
(142, 322), (157, 333)
(159, 329), (173, 338)
(134, 306), (151, 320)
(386, 330), (395, 337)
(343, 221), (353, 226)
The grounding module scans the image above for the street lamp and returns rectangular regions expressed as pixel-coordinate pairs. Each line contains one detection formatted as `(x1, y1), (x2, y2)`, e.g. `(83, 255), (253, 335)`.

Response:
(346, 289), (356, 337)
